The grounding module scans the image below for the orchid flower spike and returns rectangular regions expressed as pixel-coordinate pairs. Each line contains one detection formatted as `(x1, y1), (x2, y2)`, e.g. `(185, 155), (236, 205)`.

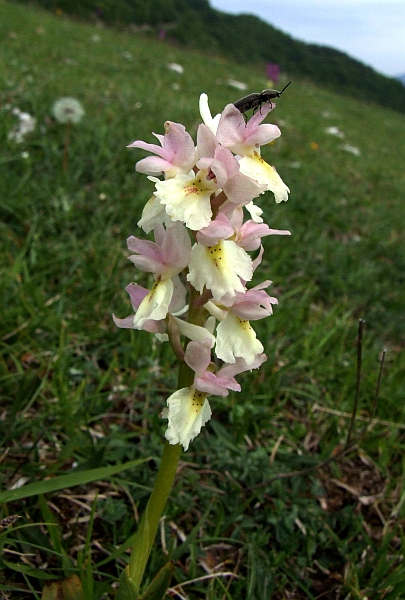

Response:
(114, 93), (291, 450)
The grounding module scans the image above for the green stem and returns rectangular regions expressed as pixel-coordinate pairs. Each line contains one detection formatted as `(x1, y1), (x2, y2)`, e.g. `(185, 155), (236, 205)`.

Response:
(63, 121), (71, 173)
(123, 358), (194, 594)
(126, 440), (182, 592)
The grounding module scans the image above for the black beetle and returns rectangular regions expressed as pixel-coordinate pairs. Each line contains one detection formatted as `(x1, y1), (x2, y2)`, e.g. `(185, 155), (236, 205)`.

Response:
(234, 81), (291, 118)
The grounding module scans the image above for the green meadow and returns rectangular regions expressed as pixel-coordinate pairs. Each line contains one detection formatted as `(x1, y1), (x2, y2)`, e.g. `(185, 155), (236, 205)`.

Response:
(1, 1), (405, 598)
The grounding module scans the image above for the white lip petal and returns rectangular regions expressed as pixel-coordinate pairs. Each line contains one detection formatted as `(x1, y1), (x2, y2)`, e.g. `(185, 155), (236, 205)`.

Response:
(154, 173), (214, 231)
(215, 313), (263, 365)
(187, 240), (252, 302)
(163, 387), (212, 450)
(239, 154), (290, 203)
(133, 279), (173, 328)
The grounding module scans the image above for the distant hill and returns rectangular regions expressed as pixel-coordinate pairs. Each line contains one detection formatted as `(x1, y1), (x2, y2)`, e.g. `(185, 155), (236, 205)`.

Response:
(12, 0), (405, 113)
(396, 73), (405, 85)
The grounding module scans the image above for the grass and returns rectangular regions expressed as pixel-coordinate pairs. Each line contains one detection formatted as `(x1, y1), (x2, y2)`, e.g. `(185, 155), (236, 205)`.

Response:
(1, 1), (405, 598)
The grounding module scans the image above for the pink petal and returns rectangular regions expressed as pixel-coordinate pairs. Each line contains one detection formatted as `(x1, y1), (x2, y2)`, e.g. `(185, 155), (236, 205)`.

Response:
(184, 339), (212, 376)
(196, 123), (218, 159)
(163, 121), (195, 167)
(125, 283), (148, 309)
(136, 156), (175, 175)
(216, 104), (246, 147)
(112, 314), (135, 328)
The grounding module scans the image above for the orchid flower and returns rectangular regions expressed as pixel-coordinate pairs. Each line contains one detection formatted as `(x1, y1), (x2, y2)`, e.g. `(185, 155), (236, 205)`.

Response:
(216, 103), (290, 203)
(113, 222), (190, 330)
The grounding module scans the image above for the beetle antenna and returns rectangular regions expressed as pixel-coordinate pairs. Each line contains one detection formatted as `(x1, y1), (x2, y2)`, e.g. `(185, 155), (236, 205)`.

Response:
(280, 81), (292, 94)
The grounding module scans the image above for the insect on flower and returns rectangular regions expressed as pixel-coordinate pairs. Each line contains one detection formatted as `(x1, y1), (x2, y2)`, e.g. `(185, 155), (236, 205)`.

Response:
(234, 81), (291, 119)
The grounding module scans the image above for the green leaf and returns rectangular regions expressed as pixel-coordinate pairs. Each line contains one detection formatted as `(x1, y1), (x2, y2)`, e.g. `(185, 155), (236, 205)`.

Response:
(4, 560), (57, 580)
(38, 494), (62, 552)
(139, 561), (174, 600)
(114, 565), (139, 600)
(0, 459), (150, 503)
(126, 507), (151, 591)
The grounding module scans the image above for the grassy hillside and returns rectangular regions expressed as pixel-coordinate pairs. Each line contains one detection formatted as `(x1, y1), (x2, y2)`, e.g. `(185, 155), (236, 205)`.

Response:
(1, 2), (405, 598)
(10, 0), (405, 113)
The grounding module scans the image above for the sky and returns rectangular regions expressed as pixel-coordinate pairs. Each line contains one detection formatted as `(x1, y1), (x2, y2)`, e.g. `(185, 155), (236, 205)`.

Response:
(208, 0), (405, 77)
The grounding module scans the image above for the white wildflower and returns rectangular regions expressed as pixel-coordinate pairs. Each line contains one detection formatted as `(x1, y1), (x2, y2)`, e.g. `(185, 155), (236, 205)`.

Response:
(341, 144), (361, 156)
(325, 126), (345, 138)
(167, 62), (184, 74)
(8, 109), (36, 143)
(227, 79), (247, 91)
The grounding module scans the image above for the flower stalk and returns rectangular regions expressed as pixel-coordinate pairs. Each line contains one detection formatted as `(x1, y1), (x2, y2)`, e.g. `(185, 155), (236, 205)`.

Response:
(63, 120), (71, 173)
(119, 441), (182, 596)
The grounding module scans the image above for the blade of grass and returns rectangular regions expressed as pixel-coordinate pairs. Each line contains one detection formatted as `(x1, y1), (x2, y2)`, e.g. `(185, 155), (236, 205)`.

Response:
(0, 458), (151, 503)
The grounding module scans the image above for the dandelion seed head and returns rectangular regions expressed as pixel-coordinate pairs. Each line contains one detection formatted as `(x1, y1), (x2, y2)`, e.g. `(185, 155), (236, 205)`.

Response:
(52, 97), (85, 124)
